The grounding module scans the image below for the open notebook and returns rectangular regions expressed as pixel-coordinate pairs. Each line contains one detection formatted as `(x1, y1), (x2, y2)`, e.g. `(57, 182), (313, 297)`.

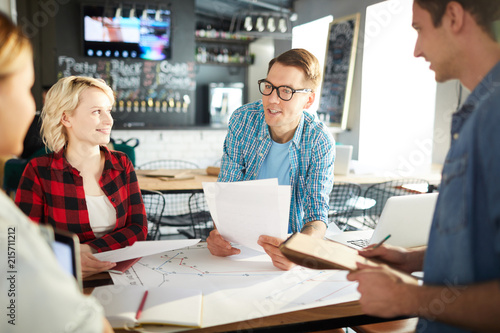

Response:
(92, 285), (203, 329)
(328, 193), (438, 249)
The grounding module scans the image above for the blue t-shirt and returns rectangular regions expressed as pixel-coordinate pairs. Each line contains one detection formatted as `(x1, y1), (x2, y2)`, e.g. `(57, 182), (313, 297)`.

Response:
(257, 139), (291, 186)
(257, 139), (292, 233)
(419, 61), (500, 332)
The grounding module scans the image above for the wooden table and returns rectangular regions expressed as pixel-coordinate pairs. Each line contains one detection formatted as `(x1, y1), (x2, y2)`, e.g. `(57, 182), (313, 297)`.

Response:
(83, 272), (411, 333)
(136, 168), (218, 194)
(136, 164), (442, 193)
(335, 163), (443, 187)
(181, 301), (394, 333)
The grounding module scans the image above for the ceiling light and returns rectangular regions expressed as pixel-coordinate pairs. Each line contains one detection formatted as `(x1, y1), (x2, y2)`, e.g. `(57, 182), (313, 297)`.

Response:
(155, 8), (162, 21)
(244, 16), (253, 31)
(267, 16), (276, 32)
(278, 17), (288, 33)
(129, 5), (136, 19)
(141, 7), (148, 20)
(256, 16), (265, 32)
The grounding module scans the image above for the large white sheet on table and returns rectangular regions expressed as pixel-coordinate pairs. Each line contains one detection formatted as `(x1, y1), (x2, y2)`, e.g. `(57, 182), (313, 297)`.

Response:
(110, 242), (360, 329)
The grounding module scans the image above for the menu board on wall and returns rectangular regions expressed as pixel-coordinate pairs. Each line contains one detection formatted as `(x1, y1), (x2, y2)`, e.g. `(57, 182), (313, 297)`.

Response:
(318, 13), (360, 130)
(57, 56), (196, 128)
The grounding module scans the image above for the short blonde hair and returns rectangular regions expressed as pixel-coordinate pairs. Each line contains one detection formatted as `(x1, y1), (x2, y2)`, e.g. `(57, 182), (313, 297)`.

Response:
(41, 76), (115, 153)
(0, 12), (33, 79)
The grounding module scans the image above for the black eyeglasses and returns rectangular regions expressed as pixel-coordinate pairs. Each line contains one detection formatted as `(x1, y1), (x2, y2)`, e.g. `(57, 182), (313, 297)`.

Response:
(258, 79), (312, 101)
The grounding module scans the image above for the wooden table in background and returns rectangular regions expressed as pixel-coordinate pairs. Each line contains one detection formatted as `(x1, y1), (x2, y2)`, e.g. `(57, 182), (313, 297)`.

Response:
(136, 168), (218, 194)
(136, 164), (442, 193)
(335, 163), (443, 187)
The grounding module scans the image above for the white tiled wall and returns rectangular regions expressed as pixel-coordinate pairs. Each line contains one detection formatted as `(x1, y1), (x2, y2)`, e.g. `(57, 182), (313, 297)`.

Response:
(111, 129), (228, 168)
(112, 126), (339, 169)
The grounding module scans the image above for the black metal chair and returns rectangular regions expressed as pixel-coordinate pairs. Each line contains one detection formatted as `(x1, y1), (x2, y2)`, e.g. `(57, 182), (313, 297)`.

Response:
(140, 189), (166, 240)
(177, 193), (213, 241)
(137, 159), (200, 239)
(328, 182), (362, 231)
(361, 178), (431, 229)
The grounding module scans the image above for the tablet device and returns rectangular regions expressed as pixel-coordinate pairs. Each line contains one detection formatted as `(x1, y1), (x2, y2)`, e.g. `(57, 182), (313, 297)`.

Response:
(52, 229), (83, 291)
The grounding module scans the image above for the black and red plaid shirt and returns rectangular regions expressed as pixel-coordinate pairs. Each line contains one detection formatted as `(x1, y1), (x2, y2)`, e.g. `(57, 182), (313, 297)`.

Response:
(15, 146), (147, 252)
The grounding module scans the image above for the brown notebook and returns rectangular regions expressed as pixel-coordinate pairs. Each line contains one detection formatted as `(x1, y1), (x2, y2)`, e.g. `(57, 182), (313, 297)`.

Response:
(280, 233), (417, 284)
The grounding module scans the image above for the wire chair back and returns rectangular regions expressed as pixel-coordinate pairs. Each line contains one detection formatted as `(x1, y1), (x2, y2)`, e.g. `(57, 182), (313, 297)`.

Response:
(140, 189), (166, 240)
(137, 159), (199, 170)
(362, 178), (430, 228)
(180, 193), (213, 241)
(137, 160), (200, 238)
(328, 182), (362, 231)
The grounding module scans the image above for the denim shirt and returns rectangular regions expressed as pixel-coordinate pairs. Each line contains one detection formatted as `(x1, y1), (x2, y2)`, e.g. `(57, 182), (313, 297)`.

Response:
(218, 100), (335, 232)
(418, 62), (500, 332)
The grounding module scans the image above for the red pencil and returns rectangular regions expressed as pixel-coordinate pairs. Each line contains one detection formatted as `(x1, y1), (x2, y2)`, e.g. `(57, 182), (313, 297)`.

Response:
(135, 290), (149, 320)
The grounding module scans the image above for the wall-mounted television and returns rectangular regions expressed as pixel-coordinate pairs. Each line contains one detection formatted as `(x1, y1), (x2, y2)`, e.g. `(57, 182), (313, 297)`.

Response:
(82, 5), (171, 60)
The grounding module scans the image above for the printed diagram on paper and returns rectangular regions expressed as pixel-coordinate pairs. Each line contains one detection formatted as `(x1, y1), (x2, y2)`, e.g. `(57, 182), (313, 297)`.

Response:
(111, 242), (359, 327)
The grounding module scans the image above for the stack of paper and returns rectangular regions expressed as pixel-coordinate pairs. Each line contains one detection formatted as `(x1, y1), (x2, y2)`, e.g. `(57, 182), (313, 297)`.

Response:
(202, 179), (290, 252)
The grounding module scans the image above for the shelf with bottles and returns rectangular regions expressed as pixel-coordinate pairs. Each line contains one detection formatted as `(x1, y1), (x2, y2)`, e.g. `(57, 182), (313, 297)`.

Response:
(195, 30), (255, 44)
(195, 44), (254, 66)
(114, 94), (192, 114)
(195, 37), (254, 45)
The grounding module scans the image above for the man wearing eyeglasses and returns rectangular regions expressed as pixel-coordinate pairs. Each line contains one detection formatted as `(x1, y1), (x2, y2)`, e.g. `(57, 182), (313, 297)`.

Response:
(207, 48), (335, 270)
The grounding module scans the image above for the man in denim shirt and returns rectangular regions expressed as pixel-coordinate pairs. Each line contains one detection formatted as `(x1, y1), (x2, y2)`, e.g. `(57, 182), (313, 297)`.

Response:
(348, 1), (500, 332)
(207, 49), (335, 270)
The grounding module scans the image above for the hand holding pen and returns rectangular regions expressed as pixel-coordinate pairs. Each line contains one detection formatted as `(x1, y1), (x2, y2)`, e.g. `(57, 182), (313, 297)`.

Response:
(372, 234), (391, 249)
(358, 234), (418, 274)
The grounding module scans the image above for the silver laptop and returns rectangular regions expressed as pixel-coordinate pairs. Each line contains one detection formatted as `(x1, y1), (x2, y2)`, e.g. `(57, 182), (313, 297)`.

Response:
(334, 145), (353, 175)
(327, 193), (438, 249)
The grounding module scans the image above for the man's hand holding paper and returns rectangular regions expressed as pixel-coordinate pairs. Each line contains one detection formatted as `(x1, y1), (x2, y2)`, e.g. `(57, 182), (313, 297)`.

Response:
(257, 235), (295, 270)
(206, 229), (241, 257)
(203, 179), (291, 265)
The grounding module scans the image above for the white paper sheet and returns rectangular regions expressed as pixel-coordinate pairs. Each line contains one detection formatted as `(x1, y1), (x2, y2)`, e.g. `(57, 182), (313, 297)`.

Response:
(93, 239), (200, 262)
(110, 242), (360, 329)
(202, 179), (290, 252)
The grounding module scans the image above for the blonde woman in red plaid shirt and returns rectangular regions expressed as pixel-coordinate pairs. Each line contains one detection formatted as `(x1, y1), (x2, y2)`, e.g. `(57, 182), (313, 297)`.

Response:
(16, 76), (147, 277)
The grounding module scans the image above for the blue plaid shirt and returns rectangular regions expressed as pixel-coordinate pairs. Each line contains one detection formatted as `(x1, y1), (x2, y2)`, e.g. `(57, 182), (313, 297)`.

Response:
(218, 100), (335, 232)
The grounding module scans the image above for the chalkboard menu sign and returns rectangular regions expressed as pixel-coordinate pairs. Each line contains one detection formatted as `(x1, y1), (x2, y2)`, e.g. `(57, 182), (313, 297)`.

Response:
(318, 13), (360, 129)
(57, 56), (196, 128)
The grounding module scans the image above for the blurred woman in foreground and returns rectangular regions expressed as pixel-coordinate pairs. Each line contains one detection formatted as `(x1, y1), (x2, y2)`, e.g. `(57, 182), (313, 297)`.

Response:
(0, 11), (113, 332)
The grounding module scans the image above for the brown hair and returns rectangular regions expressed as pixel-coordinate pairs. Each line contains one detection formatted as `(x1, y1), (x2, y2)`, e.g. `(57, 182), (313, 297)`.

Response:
(268, 48), (322, 91)
(0, 11), (33, 79)
(415, 0), (500, 39)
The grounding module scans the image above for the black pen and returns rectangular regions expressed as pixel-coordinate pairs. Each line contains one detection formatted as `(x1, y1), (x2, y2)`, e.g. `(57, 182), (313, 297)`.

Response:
(372, 234), (391, 249)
